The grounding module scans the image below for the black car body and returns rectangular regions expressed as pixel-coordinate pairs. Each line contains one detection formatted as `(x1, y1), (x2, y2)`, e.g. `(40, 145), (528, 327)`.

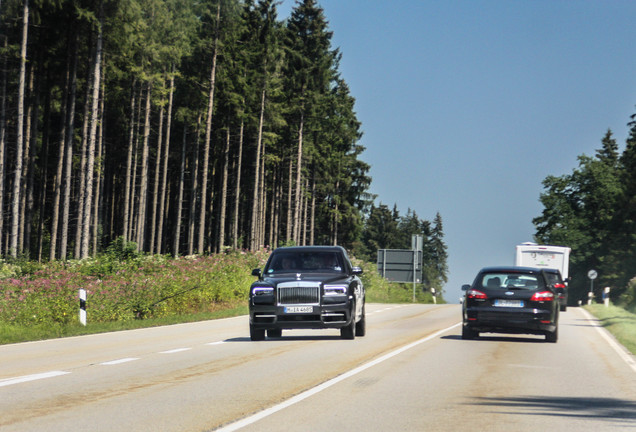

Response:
(461, 266), (559, 342)
(249, 246), (365, 341)
(544, 268), (568, 312)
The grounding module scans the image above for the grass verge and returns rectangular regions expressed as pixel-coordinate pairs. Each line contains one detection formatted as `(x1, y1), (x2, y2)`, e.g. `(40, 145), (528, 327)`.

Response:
(0, 303), (248, 345)
(584, 304), (636, 355)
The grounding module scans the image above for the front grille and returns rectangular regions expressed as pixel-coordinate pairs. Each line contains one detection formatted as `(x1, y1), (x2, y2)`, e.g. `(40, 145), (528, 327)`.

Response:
(278, 285), (320, 305)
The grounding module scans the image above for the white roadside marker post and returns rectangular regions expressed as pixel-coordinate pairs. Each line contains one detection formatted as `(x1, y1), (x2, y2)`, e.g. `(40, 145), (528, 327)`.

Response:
(79, 288), (87, 326)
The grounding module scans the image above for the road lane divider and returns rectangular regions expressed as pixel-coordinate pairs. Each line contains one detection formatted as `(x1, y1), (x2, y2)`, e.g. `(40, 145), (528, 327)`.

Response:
(160, 348), (192, 354)
(214, 322), (462, 432)
(0, 371), (70, 388)
(99, 358), (140, 366)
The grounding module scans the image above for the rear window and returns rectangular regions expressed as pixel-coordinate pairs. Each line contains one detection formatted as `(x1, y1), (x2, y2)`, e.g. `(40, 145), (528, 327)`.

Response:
(479, 272), (544, 290)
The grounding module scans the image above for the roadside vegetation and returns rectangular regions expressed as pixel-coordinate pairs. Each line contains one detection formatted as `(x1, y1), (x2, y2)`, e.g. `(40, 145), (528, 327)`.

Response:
(585, 304), (636, 355)
(0, 248), (442, 345)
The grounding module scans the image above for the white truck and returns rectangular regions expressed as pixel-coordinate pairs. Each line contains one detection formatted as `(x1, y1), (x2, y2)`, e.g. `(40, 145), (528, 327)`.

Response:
(514, 242), (571, 279)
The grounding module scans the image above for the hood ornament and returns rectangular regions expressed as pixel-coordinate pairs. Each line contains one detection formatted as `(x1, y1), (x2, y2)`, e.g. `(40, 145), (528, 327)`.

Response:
(296, 273), (302, 280)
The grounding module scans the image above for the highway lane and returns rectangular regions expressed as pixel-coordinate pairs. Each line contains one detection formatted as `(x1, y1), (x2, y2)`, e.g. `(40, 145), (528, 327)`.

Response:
(1, 304), (634, 431)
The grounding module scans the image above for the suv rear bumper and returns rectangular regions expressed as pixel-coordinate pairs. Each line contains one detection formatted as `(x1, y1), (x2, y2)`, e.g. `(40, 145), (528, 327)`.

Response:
(464, 307), (557, 335)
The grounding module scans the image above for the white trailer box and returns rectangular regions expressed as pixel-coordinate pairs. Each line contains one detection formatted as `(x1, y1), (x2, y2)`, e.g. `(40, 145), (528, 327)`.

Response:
(514, 242), (571, 280)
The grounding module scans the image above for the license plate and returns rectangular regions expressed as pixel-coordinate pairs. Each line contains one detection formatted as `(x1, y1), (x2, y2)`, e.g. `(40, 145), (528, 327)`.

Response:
(494, 299), (524, 308)
(284, 306), (313, 313)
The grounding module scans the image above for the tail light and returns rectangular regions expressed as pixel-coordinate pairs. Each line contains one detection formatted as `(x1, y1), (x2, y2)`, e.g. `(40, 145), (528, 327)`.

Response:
(554, 283), (565, 289)
(467, 289), (487, 300)
(530, 291), (554, 301)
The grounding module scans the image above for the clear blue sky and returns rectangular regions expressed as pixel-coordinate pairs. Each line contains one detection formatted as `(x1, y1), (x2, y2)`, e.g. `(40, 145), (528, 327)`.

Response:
(278, 0), (636, 302)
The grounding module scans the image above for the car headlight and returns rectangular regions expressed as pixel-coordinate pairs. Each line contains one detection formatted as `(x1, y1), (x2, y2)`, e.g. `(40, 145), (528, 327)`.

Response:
(324, 285), (347, 296)
(252, 287), (274, 296)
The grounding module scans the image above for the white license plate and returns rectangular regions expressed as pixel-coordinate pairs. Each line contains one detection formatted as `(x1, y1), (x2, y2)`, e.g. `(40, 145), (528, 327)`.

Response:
(494, 299), (524, 308)
(284, 306), (313, 313)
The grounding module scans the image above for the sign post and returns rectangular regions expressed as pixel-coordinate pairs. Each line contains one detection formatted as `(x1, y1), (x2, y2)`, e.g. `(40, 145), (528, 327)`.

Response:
(587, 269), (597, 305)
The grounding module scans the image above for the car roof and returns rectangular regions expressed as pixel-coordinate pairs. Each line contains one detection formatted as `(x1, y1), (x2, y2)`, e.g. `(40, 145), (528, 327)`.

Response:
(272, 245), (346, 253)
(479, 266), (545, 274)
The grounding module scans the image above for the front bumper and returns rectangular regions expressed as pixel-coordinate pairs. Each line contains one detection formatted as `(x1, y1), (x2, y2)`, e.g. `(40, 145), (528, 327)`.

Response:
(250, 299), (354, 330)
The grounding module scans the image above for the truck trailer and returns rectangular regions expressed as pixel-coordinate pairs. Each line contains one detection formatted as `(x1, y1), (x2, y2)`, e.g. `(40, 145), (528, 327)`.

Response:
(514, 242), (571, 279)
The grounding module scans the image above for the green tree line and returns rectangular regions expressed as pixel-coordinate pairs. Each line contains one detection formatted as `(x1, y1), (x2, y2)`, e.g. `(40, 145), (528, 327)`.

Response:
(533, 117), (636, 308)
(0, 0), (449, 288)
(0, 0), (376, 259)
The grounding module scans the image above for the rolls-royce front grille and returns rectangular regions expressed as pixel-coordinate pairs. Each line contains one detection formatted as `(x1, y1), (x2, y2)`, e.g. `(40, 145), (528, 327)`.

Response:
(278, 286), (320, 305)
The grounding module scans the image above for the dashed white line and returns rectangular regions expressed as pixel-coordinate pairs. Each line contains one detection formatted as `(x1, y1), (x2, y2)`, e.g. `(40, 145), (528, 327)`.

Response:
(0, 371), (70, 388)
(160, 348), (192, 354)
(100, 357), (140, 366)
(206, 341), (226, 346)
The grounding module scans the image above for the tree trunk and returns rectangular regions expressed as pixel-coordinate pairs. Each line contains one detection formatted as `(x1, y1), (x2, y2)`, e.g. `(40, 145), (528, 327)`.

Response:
(92, 81), (105, 255)
(232, 118), (244, 250)
(188, 116), (201, 256)
(173, 126), (187, 257)
(0, 37), (7, 255)
(10, 0), (29, 258)
(292, 113), (304, 245)
(218, 126), (230, 252)
(122, 80), (136, 243)
(157, 70), (175, 254)
(135, 84), (151, 251)
(286, 156), (293, 243)
(74, 47), (93, 259)
(198, 2), (221, 254)
(251, 88), (266, 250)
(310, 171), (315, 245)
(150, 94), (164, 254)
(80, 1), (103, 259)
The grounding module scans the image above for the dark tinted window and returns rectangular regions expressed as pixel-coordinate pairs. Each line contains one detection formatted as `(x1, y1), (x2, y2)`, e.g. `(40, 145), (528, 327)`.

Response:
(266, 251), (344, 274)
(478, 272), (545, 290)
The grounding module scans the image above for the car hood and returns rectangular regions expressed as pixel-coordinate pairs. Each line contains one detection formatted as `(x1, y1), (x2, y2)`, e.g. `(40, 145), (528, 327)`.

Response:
(260, 273), (351, 285)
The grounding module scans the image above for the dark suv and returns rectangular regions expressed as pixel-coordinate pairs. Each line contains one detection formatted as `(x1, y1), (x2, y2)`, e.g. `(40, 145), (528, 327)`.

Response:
(249, 246), (365, 341)
(461, 266), (559, 342)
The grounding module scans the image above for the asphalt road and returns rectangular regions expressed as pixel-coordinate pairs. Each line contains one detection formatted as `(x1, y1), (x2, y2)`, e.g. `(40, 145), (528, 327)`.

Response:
(1, 304), (634, 432)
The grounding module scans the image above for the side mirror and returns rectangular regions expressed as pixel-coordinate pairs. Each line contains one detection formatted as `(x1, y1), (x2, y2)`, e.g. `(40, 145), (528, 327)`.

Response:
(251, 268), (262, 277)
(352, 266), (363, 275)
(461, 284), (471, 291)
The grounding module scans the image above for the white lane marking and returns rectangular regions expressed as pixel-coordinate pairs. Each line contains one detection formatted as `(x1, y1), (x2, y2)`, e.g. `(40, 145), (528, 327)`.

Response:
(368, 305), (403, 315)
(160, 348), (192, 354)
(0, 371), (71, 388)
(206, 341), (226, 346)
(215, 322), (462, 432)
(579, 307), (636, 373)
(100, 358), (140, 366)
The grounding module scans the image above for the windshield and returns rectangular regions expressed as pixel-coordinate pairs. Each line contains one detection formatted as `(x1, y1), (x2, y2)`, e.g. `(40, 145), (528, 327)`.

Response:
(479, 272), (544, 290)
(266, 251), (344, 274)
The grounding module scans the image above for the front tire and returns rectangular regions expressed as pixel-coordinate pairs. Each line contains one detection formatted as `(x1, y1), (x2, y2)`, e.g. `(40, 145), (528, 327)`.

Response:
(355, 305), (366, 337)
(250, 324), (265, 341)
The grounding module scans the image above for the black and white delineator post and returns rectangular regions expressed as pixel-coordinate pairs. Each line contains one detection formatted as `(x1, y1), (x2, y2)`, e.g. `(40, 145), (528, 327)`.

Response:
(79, 288), (87, 326)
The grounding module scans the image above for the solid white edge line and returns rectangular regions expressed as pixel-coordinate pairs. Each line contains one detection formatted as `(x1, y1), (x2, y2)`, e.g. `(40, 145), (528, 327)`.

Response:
(100, 357), (140, 366)
(214, 322), (462, 432)
(578, 307), (636, 373)
(0, 371), (71, 388)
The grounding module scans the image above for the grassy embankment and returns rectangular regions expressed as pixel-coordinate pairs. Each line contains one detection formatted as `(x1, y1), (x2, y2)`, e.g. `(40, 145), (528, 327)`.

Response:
(584, 304), (636, 355)
(0, 250), (440, 345)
